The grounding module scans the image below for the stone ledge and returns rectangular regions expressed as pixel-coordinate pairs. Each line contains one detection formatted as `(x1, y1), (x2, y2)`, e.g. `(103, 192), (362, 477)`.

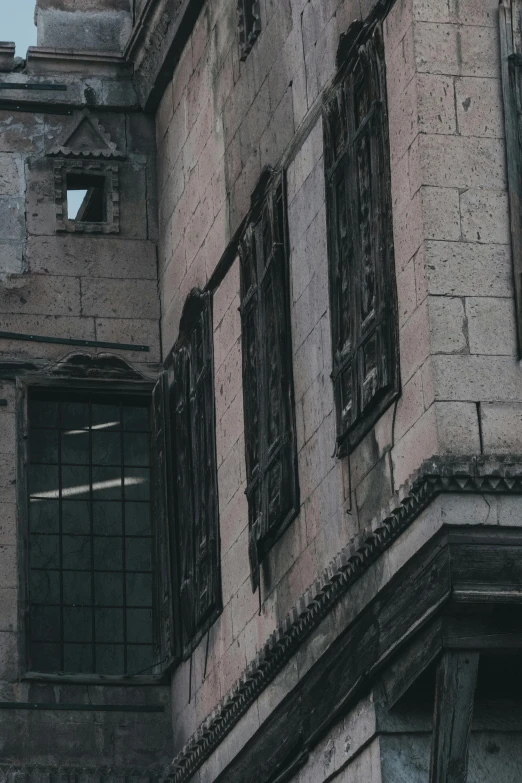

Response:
(26, 47), (133, 77)
(168, 455), (522, 783)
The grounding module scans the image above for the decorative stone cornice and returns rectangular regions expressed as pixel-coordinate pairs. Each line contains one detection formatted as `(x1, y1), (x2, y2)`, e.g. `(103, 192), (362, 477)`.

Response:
(167, 455), (522, 783)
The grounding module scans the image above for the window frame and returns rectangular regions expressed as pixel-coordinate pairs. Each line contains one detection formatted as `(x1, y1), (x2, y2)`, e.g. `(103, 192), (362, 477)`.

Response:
(166, 290), (222, 660)
(239, 169), (300, 591)
(54, 160), (120, 235)
(237, 0), (261, 61)
(323, 23), (400, 458)
(16, 375), (171, 685)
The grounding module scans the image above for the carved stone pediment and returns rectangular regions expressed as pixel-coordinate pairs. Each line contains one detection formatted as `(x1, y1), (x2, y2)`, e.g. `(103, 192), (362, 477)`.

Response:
(47, 109), (125, 160)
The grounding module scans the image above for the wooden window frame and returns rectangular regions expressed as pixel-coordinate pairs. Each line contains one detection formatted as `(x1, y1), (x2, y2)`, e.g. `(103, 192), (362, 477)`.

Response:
(239, 168), (300, 591)
(323, 23), (400, 458)
(167, 290), (221, 659)
(16, 373), (175, 685)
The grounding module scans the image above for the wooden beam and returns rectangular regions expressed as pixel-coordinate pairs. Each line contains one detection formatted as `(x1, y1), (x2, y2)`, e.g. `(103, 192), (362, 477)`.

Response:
(429, 650), (479, 783)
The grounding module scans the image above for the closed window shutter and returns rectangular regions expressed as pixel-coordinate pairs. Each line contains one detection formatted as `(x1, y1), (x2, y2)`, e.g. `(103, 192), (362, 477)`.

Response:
(240, 172), (299, 590)
(324, 23), (399, 455)
(151, 372), (176, 671)
(170, 292), (221, 653)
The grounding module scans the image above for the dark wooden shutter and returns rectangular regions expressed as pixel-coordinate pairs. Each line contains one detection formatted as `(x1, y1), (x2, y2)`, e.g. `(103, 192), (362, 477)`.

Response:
(151, 372), (176, 671)
(240, 172), (299, 590)
(324, 23), (399, 456)
(170, 292), (221, 653)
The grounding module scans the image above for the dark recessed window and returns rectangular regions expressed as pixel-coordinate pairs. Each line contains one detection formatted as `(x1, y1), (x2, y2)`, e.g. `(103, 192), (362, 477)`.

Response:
(27, 390), (154, 676)
(238, 0), (261, 61)
(323, 25), (400, 456)
(66, 172), (107, 222)
(239, 170), (299, 591)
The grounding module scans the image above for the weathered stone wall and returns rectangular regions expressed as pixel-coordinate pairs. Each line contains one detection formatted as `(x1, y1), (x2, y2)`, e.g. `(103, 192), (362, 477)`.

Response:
(0, 58), (166, 766)
(156, 0), (517, 769)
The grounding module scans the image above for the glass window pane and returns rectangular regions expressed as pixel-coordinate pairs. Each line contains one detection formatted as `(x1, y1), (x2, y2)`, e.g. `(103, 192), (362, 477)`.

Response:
(125, 503), (151, 536)
(92, 432), (121, 466)
(96, 644), (124, 675)
(126, 645), (153, 675)
(93, 537), (122, 571)
(122, 406), (149, 432)
(30, 534), (60, 569)
(61, 430), (89, 465)
(93, 501), (122, 535)
(63, 572), (92, 606)
(63, 643), (93, 673)
(61, 402), (89, 430)
(92, 404), (120, 429)
(62, 535), (91, 571)
(30, 570), (60, 605)
(125, 538), (152, 572)
(30, 429), (59, 464)
(29, 400), (58, 429)
(29, 465), (59, 499)
(126, 573), (152, 607)
(31, 606), (61, 642)
(126, 608), (152, 644)
(29, 500), (59, 534)
(92, 466), (122, 500)
(62, 500), (90, 534)
(30, 642), (61, 672)
(63, 607), (92, 642)
(94, 573), (123, 606)
(124, 467), (150, 501)
(123, 433), (149, 466)
(62, 466), (90, 500)
(95, 608), (124, 643)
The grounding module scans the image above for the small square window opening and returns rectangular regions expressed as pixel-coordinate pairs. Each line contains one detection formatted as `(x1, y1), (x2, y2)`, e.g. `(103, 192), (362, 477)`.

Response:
(66, 172), (107, 222)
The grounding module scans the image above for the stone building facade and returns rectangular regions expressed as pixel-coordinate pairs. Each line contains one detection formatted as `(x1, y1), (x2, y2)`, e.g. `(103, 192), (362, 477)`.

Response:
(0, 0), (520, 780)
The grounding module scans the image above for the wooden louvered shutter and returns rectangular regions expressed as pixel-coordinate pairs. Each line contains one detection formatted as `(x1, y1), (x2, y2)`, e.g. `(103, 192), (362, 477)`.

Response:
(324, 23), (399, 456)
(151, 372), (176, 671)
(188, 298), (220, 633)
(240, 173), (299, 590)
(172, 347), (196, 644)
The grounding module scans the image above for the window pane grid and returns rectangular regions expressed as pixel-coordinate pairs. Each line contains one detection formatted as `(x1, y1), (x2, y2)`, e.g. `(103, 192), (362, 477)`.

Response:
(28, 393), (153, 676)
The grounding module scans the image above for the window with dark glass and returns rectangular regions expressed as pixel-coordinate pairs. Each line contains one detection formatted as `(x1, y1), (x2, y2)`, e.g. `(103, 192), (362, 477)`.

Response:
(237, 0), (261, 60)
(168, 291), (221, 655)
(323, 23), (400, 456)
(27, 389), (155, 676)
(239, 170), (299, 592)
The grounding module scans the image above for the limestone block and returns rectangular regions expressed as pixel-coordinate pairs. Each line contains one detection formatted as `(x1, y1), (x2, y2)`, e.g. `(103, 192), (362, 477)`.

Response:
(215, 335), (242, 416)
(384, 0), (414, 55)
(287, 117), (323, 206)
(0, 412), (16, 455)
(0, 111), (44, 154)
(417, 73), (456, 134)
(219, 485), (249, 557)
(392, 189), (423, 272)
(27, 236), (158, 279)
(292, 269), (329, 352)
(0, 503), (16, 545)
(26, 158), (58, 237)
(387, 72), (418, 168)
(292, 317), (326, 402)
(0, 589), (17, 633)
(391, 404), (438, 488)
(0, 242), (23, 278)
(36, 8), (132, 53)
(480, 403), (522, 453)
(0, 154), (23, 198)
(298, 410), (336, 500)
(230, 576), (258, 640)
(0, 274), (80, 316)
(127, 112), (156, 154)
(304, 464), (344, 546)
(302, 370), (334, 444)
(290, 202), (327, 303)
(0, 544), (17, 589)
(260, 88), (295, 169)
(417, 134), (506, 190)
(356, 454), (393, 531)
(455, 76), (504, 138)
(393, 368), (425, 442)
(421, 186), (461, 241)
(448, 0), (498, 26)
(435, 400), (481, 454)
(213, 299), (241, 373)
(0, 631), (18, 682)
(399, 299), (430, 383)
(0, 199), (24, 241)
(429, 295), (467, 354)
(229, 149), (262, 236)
(304, 15), (338, 107)
(94, 317), (161, 362)
(466, 297), (516, 356)
(0, 314), (95, 360)
(424, 241), (512, 297)
(213, 257), (240, 326)
(216, 391), (244, 468)
(415, 21), (499, 78)
(431, 354), (522, 402)
(217, 436), (245, 511)
(80, 277), (159, 319)
(460, 189), (510, 245)
(118, 162), (148, 240)
(201, 200), (228, 276)
(222, 526), (250, 606)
